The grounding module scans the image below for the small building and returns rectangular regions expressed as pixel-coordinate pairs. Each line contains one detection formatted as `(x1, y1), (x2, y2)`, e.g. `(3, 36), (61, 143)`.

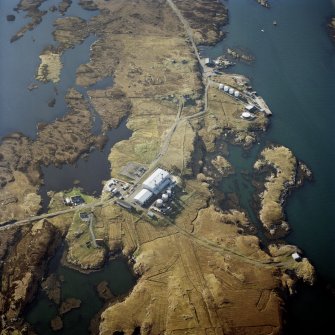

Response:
(111, 188), (119, 195)
(245, 104), (255, 112)
(134, 189), (153, 206)
(64, 197), (72, 206)
(95, 238), (105, 246)
(292, 252), (302, 261)
(71, 195), (85, 206)
(147, 210), (156, 219)
(79, 212), (90, 222)
(204, 58), (213, 66)
(142, 168), (171, 195)
(116, 200), (133, 211)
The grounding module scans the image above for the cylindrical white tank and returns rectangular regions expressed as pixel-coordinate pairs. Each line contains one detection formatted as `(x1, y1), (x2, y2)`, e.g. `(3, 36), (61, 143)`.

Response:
(166, 189), (172, 197)
(218, 84), (224, 90)
(242, 112), (251, 119)
(156, 199), (163, 207)
(229, 88), (234, 95)
(234, 90), (240, 97)
(162, 194), (169, 202)
(224, 85), (229, 92)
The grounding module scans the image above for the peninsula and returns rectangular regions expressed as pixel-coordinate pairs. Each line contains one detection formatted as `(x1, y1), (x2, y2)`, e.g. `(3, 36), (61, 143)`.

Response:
(0, 1), (314, 334)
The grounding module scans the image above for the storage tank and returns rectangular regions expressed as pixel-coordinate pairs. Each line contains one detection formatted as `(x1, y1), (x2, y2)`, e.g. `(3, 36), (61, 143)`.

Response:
(229, 88), (234, 95)
(224, 85), (229, 92)
(241, 112), (251, 119)
(218, 84), (224, 90)
(166, 189), (172, 198)
(234, 90), (240, 98)
(156, 199), (163, 207)
(162, 194), (169, 202)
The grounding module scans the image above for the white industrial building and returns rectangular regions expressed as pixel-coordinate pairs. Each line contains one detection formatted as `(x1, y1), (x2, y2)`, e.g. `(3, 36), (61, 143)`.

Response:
(134, 189), (153, 206)
(292, 252), (302, 261)
(142, 168), (171, 195)
(204, 58), (212, 66)
(245, 104), (255, 112)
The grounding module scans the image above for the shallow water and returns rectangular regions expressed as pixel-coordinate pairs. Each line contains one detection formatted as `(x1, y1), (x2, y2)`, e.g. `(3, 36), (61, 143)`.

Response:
(25, 255), (136, 335)
(40, 118), (132, 198)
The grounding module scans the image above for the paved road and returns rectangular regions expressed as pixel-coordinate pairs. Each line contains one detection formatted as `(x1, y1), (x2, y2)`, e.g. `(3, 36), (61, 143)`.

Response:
(0, 200), (108, 231)
(166, 0), (202, 68)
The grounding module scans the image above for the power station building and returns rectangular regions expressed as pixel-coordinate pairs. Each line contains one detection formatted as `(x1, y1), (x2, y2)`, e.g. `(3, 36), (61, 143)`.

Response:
(142, 168), (171, 195)
(133, 168), (172, 206)
(134, 189), (153, 206)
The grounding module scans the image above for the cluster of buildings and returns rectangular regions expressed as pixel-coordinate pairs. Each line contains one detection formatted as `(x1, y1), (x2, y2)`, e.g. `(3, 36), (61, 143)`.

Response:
(241, 104), (256, 120)
(217, 83), (258, 120)
(133, 168), (173, 207)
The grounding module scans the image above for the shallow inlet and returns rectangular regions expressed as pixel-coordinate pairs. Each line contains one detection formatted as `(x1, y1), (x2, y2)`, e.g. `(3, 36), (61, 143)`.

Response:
(25, 253), (136, 335)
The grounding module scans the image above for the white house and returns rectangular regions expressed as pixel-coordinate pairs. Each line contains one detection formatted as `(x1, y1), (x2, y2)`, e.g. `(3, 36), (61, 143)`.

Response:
(292, 252), (302, 261)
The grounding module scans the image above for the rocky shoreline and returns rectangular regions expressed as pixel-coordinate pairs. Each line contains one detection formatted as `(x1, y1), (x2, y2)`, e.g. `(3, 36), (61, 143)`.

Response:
(253, 145), (312, 237)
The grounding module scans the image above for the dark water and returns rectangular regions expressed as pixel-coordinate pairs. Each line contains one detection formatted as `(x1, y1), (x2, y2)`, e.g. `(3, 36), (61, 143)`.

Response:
(26, 256), (136, 335)
(203, 0), (335, 332)
(218, 144), (261, 221)
(0, 0), (98, 138)
(40, 118), (132, 198)
(88, 76), (114, 90)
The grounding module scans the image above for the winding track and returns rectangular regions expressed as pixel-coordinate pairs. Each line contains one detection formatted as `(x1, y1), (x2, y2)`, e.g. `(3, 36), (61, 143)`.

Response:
(0, 200), (108, 231)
